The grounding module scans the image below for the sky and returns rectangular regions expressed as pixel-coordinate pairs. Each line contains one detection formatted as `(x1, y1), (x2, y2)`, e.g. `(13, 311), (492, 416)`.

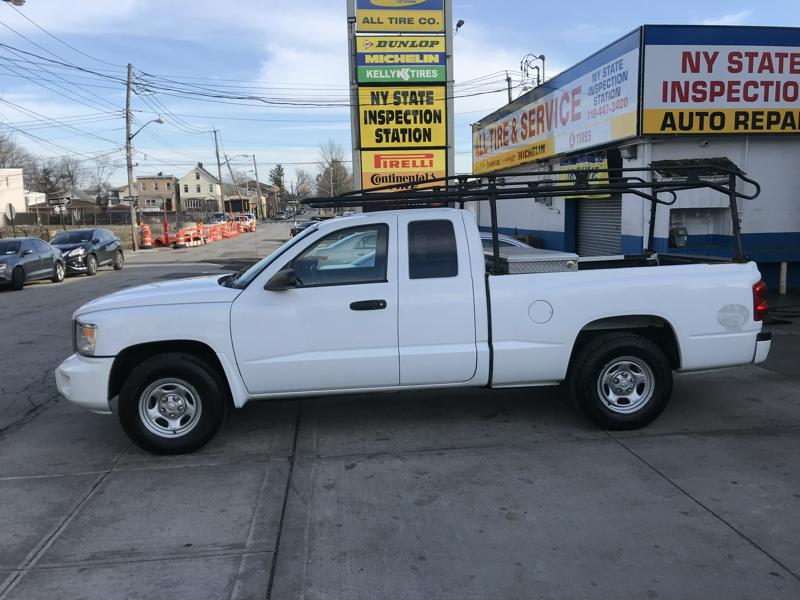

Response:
(0, 0), (798, 187)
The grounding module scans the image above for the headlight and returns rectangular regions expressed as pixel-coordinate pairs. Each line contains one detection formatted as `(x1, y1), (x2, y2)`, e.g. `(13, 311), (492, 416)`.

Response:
(67, 247), (86, 257)
(75, 321), (97, 356)
(0, 263), (6, 272)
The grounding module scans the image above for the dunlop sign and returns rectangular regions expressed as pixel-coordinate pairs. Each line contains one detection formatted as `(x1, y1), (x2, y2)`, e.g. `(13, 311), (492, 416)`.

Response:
(355, 0), (445, 33)
(359, 86), (446, 148)
(361, 149), (446, 190)
(357, 36), (446, 83)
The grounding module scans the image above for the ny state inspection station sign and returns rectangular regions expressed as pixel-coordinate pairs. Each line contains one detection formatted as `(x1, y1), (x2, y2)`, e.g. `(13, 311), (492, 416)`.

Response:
(357, 36), (446, 83)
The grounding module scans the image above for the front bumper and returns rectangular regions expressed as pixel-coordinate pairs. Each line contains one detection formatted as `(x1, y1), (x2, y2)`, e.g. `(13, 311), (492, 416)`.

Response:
(753, 331), (772, 364)
(64, 256), (88, 273)
(55, 353), (115, 413)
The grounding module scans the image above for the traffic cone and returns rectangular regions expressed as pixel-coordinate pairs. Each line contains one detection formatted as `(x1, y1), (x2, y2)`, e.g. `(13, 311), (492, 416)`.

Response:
(140, 224), (154, 249)
(237, 220), (244, 234)
(173, 228), (186, 249)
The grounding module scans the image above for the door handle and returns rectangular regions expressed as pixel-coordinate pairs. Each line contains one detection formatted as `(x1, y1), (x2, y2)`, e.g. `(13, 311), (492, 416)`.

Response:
(350, 299), (387, 311)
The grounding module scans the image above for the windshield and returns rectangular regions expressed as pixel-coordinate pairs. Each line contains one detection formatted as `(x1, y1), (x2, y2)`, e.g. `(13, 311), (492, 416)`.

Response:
(51, 231), (92, 245)
(0, 241), (20, 255)
(230, 224), (317, 289)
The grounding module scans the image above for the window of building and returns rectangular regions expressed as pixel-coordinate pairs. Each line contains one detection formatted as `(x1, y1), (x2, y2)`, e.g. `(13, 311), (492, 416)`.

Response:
(140, 181), (146, 191)
(145, 198), (158, 208)
(408, 220), (458, 279)
(289, 224), (389, 287)
(209, 184), (214, 193)
(166, 181), (171, 190)
(154, 182), (159, 191)
(195, 172), (200, 180)
(196, 184), (201, 193)
(184, 184), (189, 193)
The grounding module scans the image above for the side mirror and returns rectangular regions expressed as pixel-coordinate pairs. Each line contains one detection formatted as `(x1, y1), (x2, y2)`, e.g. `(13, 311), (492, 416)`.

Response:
(264, 268), (297, 291)
(22, 249), (33, 256)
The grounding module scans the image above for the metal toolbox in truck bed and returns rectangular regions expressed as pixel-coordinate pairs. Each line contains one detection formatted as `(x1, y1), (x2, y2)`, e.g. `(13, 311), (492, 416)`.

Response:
(485, 247), (579, 274)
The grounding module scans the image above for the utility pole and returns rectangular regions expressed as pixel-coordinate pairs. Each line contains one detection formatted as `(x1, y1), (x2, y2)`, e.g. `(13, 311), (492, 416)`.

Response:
(125, 63), (139, 251)
(505, 71), (512, 104)
(212, 128), (225, 214)
(224, 154), (244, 214)
(252, 154), (264, 219)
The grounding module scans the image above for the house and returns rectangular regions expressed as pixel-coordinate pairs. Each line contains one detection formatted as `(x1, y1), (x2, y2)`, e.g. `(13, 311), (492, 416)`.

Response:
(179, 162), (220, 215)
(136, 173), (180, 214)
(0, 168), (25, 225)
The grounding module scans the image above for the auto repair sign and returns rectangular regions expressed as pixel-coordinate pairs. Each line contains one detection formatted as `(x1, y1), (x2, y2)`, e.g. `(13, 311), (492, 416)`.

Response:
(642, 26), (800, 134)
(357, 36), (446, 83)
(355, 0), (445, 33)
(473, 32), (639, 174)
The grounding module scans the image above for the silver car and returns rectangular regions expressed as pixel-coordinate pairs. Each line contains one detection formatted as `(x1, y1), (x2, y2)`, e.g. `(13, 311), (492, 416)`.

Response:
(0, 237), (65, 291)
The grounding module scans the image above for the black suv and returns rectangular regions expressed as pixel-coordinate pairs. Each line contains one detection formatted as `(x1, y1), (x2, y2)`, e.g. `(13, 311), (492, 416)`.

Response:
(50, 228), (124, 276)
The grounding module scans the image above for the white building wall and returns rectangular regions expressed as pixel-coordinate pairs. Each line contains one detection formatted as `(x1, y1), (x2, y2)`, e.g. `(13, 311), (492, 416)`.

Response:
(0, 168), (25, 225)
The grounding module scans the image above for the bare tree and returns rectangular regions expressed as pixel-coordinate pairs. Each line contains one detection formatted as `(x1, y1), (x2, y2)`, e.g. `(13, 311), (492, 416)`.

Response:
(294, 168), (313, 201)
(88, 156), (117, 194)
(315, 139), (352, 197)
(57, 156), (86, 192)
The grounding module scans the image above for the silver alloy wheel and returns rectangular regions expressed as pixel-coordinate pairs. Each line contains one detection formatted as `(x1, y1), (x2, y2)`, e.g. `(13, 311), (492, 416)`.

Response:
(55, 263), (64, 281)
(596, 356), (655, 414)
(138, 378), (202, 438)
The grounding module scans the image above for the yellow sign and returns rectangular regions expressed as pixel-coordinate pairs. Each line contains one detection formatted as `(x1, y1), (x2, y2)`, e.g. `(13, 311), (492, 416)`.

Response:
(559, 154), (609, 198)
(361, 149), (446, 190)
(643, 109), (800, 134)
(356, 35), (444, 53)
(355, 0), (445, 33)
(359, 86), (446, 148)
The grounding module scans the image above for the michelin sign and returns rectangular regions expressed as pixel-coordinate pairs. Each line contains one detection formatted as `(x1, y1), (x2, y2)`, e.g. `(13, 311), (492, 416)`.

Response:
(357, 36), (446, 83)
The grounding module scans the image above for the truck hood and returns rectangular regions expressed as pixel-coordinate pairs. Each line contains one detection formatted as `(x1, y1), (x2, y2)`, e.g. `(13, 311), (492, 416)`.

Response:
(74, 275), (241, 317)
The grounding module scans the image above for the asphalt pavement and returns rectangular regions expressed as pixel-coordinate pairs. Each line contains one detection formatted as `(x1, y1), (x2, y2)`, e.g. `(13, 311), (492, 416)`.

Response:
(0, 222), (799, 600)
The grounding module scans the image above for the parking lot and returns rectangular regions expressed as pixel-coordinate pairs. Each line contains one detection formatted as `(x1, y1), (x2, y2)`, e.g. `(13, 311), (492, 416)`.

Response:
(1, 221), (799, 600)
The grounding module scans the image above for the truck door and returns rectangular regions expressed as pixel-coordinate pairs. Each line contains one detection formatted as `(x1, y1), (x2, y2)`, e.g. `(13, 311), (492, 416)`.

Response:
(230, 217), (399, 395)
(397, 213), (478, 385)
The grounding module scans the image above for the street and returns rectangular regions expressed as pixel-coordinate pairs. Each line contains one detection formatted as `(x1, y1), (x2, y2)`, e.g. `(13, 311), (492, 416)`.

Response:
(1, 222), (799, 600)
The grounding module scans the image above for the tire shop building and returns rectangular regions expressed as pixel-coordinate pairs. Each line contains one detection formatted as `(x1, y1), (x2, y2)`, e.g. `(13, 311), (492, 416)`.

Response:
(471, 25), (800, 288)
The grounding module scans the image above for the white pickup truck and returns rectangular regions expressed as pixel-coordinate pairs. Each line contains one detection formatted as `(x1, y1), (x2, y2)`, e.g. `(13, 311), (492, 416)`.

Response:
(56, 207), (771, 454)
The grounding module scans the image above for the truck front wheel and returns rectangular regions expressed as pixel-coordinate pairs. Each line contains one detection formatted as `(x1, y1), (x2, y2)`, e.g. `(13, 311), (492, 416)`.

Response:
(569, 333), (672, 430)
(118, 352), (228, 454)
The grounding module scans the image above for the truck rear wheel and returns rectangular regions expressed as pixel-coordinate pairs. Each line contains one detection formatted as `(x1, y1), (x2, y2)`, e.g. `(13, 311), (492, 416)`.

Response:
(569, 333), (672, 430)
(118, 352), (227, 454)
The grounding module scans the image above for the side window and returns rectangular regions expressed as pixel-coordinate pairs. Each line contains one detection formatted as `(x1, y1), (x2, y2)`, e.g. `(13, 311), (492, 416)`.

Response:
(33, 239), (49, 253)
(289, 224), (389, 287)
(20, 240), (33, 254)
(408, 220), (458, 279)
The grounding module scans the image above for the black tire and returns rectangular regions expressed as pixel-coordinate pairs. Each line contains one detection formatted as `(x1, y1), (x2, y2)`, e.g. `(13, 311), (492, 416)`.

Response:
(568, 333), (673, 430)
(118, 352), (228, 454)
(51, 261), (65, 283)
(11, 266), (24, 291)
(86, 253), (98, 276)
(113, 250), (124, 270)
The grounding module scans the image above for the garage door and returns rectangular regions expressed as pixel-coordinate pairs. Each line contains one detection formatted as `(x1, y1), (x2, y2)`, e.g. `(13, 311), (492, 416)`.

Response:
(576, 197), (621, 256)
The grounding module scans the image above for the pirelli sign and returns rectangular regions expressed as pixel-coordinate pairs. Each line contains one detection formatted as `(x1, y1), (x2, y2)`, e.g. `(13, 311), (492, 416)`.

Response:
(361, 150), (446, 189)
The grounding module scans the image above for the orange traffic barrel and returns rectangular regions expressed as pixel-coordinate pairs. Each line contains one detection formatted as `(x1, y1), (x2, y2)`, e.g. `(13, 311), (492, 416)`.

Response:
(173, 228), (186, 249)
(140, 224), (154, 249)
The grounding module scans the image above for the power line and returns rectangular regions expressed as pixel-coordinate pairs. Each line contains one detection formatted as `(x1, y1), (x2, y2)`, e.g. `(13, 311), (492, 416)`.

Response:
(5, 3), (124, 68)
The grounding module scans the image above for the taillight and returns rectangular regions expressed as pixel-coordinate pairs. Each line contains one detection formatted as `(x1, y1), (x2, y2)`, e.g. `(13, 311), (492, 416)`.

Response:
(753, 281), (768, 321)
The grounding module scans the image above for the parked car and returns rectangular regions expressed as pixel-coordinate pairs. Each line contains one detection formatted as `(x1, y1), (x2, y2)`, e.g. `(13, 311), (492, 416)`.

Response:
(234, 214), (256, 231)
(50, 228), (124, 276)
(208, 212), (227, 225)
(290, 220), (316, 237)
(479, 232), (535, 251)
(55, 207), (771, 454)
(275, 211), (287, 220)
(0, 237), (65, 291)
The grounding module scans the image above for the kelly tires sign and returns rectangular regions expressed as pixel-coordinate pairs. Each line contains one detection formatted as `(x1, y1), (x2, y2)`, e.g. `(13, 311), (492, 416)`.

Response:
(359, 86), (446, 148)
(355, 0), (444, 33)
(642, 27), (800, 134)
(360, 149), (446, 190)
(357, 36), (445, 83)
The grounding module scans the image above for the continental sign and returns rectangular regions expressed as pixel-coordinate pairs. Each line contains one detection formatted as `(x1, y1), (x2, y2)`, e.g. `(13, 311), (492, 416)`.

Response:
(355, 0), (444, 33)
(359, 86), (446, 148)
(361, 149), (446, 190)
(473, 32), (639, 174)
(357, 36), (445, 83)
(642, 27), (800, 134)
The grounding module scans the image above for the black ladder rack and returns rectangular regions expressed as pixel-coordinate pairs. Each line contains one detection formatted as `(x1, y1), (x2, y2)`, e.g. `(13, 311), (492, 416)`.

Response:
(303, 164), (760, 272)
